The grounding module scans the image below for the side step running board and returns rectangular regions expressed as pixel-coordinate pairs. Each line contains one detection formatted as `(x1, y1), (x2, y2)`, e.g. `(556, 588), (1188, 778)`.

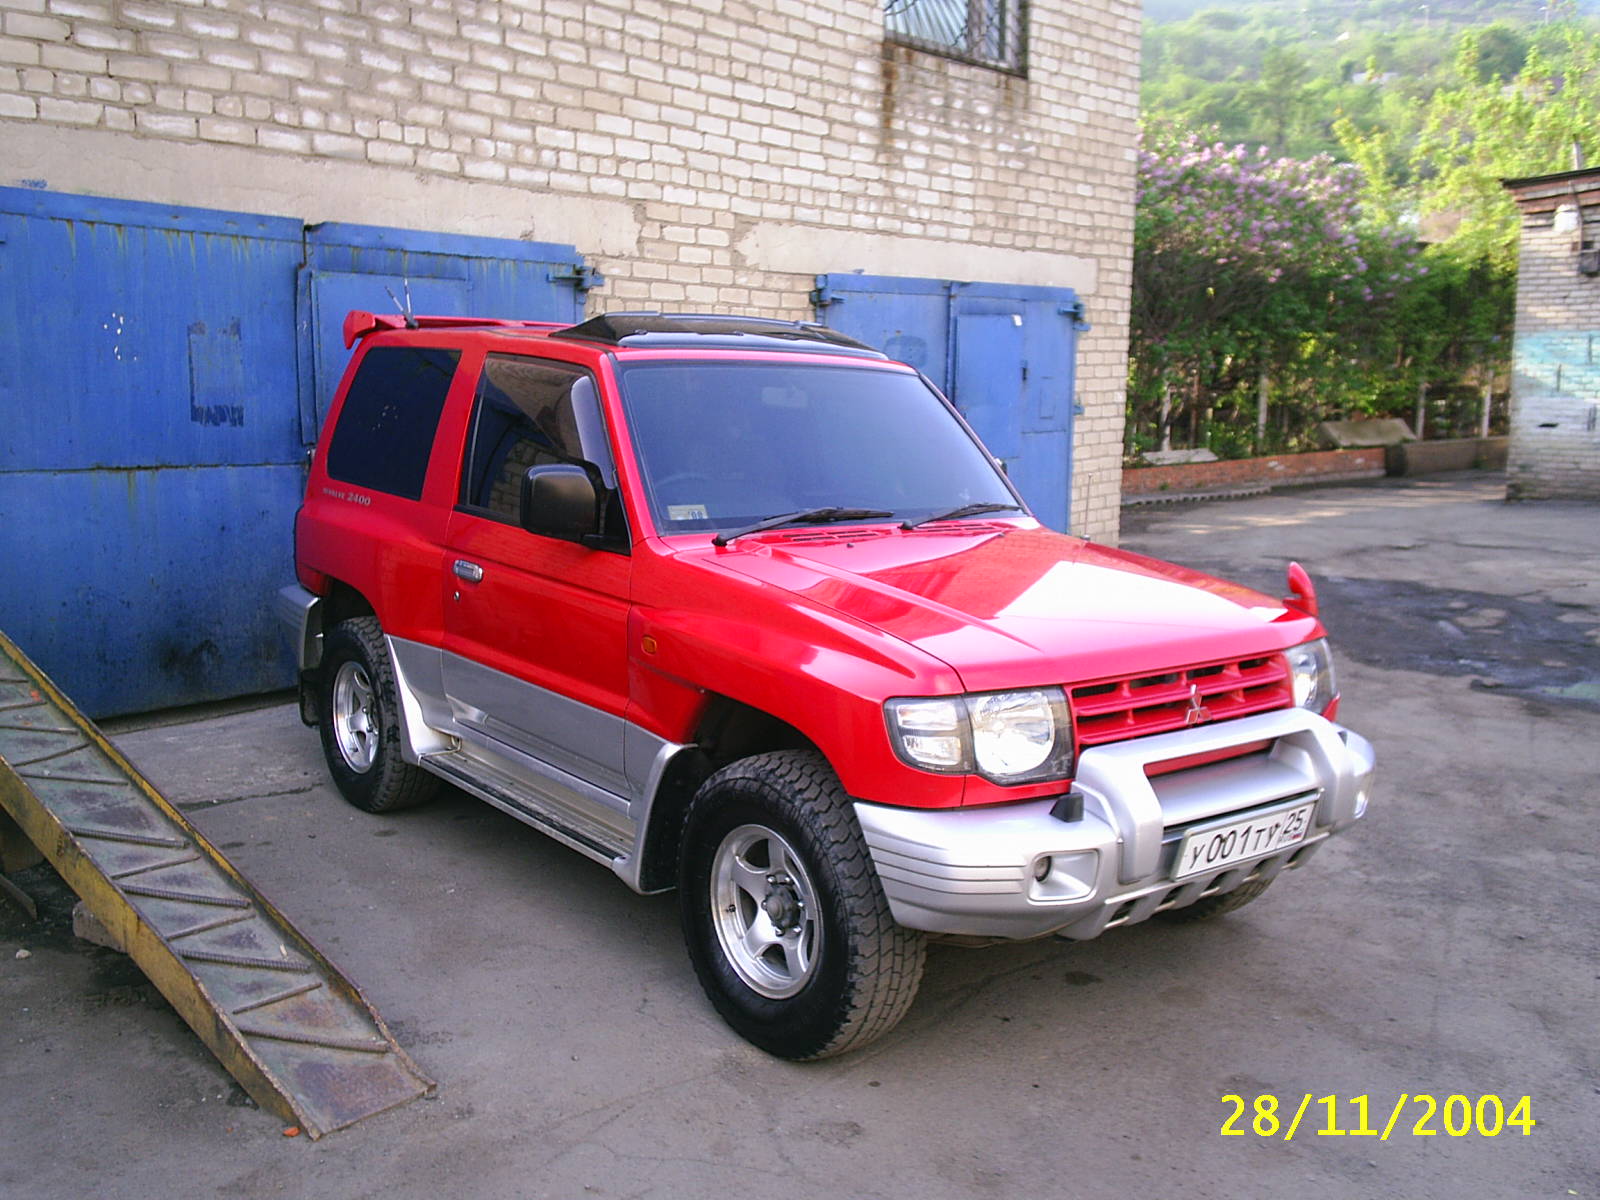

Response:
(0, 629), (434, 1138)
(422, 746), (629, 863)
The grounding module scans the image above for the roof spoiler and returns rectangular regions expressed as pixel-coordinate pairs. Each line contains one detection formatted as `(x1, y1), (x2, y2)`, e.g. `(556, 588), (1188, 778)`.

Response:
(340, 311), (564, 348)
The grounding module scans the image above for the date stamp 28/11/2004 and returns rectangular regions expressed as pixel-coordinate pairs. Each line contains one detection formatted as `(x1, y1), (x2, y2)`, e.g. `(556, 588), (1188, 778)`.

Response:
(1221, 1094), (1536, 1142)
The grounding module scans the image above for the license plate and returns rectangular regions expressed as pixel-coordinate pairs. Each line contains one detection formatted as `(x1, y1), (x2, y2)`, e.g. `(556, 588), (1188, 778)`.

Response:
(1171, 800), (1316, 881)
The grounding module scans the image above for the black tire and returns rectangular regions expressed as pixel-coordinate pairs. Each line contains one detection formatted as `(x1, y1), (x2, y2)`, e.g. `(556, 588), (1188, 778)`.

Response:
(316, 616), (439, 814)
(678, 749), (926, 1060)
(1158, 877), (1274, 923)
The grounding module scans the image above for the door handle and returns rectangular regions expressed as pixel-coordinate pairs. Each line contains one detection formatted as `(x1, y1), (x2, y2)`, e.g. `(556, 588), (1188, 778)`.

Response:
(452, 559), (484, 583)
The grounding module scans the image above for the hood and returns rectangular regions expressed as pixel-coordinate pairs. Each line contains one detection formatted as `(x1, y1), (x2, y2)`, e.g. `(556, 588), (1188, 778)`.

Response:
(693, 522), (1317, 692)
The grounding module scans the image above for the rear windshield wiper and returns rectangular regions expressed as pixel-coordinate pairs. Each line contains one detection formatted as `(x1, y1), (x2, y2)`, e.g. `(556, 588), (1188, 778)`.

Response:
(899, 502), (1024, 531)
(713, 507), (894, 547)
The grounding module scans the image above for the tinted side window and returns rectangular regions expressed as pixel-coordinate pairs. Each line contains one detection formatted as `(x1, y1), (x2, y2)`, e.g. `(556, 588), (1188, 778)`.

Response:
(460, 355), (616, 521)
(325, 346), (460, 501)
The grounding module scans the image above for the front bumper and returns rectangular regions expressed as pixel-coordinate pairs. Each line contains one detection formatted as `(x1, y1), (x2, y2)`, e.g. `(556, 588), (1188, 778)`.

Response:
(854, 707), (1375, 941)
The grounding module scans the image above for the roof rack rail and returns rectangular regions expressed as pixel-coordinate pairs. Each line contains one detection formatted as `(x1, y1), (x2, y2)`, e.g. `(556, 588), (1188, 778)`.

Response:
(341, 311), (566, 349)
(549, 312), (886, 358)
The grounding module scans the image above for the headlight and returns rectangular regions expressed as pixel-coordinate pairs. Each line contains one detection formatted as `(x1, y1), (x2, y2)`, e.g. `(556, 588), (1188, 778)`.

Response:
(1285, 638), (1336, 713)
(885, 688), (1074, 784)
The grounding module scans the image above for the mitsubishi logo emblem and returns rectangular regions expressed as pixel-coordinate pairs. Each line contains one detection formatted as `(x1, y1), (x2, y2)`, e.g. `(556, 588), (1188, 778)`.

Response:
(1184, 684), (1212, 727)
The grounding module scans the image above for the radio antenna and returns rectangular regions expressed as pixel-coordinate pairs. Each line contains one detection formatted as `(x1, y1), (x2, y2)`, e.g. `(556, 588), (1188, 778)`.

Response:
(385, 280), (418, 329)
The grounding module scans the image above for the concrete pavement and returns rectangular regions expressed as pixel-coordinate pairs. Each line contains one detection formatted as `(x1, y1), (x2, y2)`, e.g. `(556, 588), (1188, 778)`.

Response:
(2, 471), (1596, 1199)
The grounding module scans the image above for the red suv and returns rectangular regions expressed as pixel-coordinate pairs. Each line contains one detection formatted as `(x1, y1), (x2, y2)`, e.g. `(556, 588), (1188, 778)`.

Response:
(278, 311), (1375, 1059)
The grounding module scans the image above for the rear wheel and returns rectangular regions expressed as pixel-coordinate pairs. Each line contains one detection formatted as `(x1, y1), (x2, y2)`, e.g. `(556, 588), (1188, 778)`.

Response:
(679, 750), (925, 1060)
(316, 616), (439, 814)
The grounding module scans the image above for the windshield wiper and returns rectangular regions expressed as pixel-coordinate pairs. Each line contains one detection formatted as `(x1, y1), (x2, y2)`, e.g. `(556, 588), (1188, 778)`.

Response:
(712, 507), (894, 547)
(899, 502), (1024, 531)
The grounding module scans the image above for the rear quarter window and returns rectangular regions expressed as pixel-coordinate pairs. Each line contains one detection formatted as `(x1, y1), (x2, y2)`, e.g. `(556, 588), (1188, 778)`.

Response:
(325, 346), (461, 500)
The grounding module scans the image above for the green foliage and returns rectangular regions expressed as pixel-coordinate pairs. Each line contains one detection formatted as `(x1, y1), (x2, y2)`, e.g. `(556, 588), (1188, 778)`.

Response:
(1142, 4), (1599, 160)
(1467, 23), (1530, 81)
(1130, 126), (1423, 456)
(1411, 25), (1600, 268)
(1132, 6), (1600, 458)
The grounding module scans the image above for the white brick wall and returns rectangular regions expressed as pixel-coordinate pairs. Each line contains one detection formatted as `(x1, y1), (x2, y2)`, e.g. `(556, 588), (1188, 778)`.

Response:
(0, 0), (1138, 539)
(1506, 196), (1600, 501)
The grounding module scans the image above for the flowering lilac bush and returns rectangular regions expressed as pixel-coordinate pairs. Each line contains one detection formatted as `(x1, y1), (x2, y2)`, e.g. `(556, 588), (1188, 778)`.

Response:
(1131, 124), (1423, 456)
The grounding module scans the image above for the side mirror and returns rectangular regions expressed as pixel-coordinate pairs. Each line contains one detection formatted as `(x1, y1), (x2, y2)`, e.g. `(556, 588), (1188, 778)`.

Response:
(520, 464), (598, 543)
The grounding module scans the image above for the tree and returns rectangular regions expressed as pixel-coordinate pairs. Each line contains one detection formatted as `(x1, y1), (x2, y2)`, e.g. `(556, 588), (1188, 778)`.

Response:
(1250, 46), (1312, 152)
(1136, 13), (1600, 457)
(1413, 24), (1600, 268)
(1130, 125), (1421, 456)
(1467, 23), (1529, 82)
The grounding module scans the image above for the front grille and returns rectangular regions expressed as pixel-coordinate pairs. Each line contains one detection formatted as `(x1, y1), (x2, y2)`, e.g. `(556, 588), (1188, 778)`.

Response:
(1070, 655), (1292, 746)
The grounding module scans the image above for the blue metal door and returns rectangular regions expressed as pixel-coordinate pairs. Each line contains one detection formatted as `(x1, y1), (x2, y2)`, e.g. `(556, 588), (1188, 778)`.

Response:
(0, 188), (306, 717)
(0, 188), (592, 717)
(814, 274), (1086, 531)
(811, 274), (954, 389)
(953, 308), (1026, 462)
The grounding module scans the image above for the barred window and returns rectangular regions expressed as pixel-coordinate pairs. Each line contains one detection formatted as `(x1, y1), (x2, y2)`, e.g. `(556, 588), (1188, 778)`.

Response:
(885, 0), (1026, 74)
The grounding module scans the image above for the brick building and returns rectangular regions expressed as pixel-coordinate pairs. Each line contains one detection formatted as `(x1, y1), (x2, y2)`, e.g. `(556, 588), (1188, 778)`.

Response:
(0, 0), (1139, 714)
(1503, 168), (1600, 500)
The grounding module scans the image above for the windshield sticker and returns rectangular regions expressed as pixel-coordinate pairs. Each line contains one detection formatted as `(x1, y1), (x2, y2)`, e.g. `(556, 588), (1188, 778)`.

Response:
(668, 504), (709, 521)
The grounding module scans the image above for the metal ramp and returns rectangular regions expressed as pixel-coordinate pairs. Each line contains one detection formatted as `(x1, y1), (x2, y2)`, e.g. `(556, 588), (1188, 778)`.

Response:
(0, 629), (433, 1138)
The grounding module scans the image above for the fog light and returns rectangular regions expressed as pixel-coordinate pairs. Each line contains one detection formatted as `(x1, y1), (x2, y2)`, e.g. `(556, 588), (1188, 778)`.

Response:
(1026, 849), (1099, 903)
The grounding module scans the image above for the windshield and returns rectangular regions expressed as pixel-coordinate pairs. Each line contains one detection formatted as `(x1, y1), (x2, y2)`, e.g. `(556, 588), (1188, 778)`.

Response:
(616, 360), (1020, 536)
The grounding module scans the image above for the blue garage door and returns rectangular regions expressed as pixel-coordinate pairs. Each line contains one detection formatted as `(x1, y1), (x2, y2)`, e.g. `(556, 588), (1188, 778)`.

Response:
(813, 275), (1088, 532)
(0, 187), (591, 717)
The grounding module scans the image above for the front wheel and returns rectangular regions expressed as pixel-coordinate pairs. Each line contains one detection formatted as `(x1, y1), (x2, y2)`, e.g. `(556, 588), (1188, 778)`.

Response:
(679, 750), (925, 1060)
